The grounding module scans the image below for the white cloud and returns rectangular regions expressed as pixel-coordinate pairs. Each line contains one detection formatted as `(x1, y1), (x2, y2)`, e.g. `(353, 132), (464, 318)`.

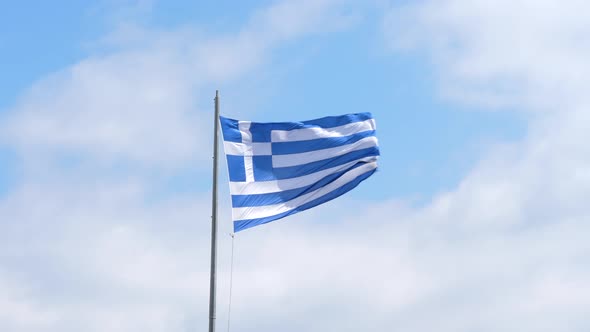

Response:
(384, 0), (590, 110)
(0, 176), (213, 331)
(0, 276), (58, 330)
(224, 205), (590, 331)
(2, 51), (201, 167)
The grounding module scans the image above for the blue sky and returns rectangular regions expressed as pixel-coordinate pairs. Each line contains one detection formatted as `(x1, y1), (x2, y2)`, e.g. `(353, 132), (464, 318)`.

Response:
(1, 1), (589, 331)
(0, 2), (100, 108)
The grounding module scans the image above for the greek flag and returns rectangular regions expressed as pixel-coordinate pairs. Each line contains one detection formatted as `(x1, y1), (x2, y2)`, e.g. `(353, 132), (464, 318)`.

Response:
(220, 112), (380, 232)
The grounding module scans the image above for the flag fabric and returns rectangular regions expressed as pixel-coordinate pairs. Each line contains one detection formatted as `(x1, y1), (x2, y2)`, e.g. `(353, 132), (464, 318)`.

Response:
(219, 112), (380, 232)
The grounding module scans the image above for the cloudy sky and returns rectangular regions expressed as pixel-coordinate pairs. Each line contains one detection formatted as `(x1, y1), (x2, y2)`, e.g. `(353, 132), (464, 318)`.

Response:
(1, 0), (589, 331)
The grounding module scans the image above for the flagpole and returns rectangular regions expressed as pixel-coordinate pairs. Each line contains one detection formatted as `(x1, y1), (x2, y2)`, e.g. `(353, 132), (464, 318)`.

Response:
(208, 90), (220, 332)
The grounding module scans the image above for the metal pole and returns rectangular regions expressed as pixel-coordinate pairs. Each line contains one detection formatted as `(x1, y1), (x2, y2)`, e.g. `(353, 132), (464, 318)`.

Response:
(208, 90), (220, 332)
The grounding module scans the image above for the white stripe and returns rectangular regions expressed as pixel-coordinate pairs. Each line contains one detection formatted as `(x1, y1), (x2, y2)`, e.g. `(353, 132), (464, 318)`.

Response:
(223, 141), (272, 156)
(238, 121), (252, 142)
(239, 121), (255, 182)
(272, 136), (378, 168)
(232, 162), (377, 220)
(228, 156), (378, 195)
(271, 119), (376, 142)
(244, 156), (254, 182)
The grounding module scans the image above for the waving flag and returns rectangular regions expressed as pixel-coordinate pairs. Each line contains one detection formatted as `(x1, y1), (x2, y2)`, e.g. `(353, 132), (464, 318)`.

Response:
(220, 112), (380, 232)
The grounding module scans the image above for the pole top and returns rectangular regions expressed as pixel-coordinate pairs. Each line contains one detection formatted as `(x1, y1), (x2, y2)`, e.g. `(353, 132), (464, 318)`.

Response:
(215, 90), (219, 98)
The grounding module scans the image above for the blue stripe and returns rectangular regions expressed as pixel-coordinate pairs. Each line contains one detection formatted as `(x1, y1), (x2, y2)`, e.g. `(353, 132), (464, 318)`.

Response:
(233, 168), (377, 232)
(219, 116), (242, 143)
(249, 122), (272, 142)
(249, 146), (379, 181)
(252, 156), (274, 181)
(226, 155), (246, 182)
(271, 146), (379, 180)
(221, 113), (374, 143)
(231, 161), (369, 207)
(301, 112), (373, 128)
(271, 130), (376, 155)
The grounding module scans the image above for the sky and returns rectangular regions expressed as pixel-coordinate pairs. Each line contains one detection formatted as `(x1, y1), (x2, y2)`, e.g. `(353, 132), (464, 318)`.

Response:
(0, 0), (588, 331)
